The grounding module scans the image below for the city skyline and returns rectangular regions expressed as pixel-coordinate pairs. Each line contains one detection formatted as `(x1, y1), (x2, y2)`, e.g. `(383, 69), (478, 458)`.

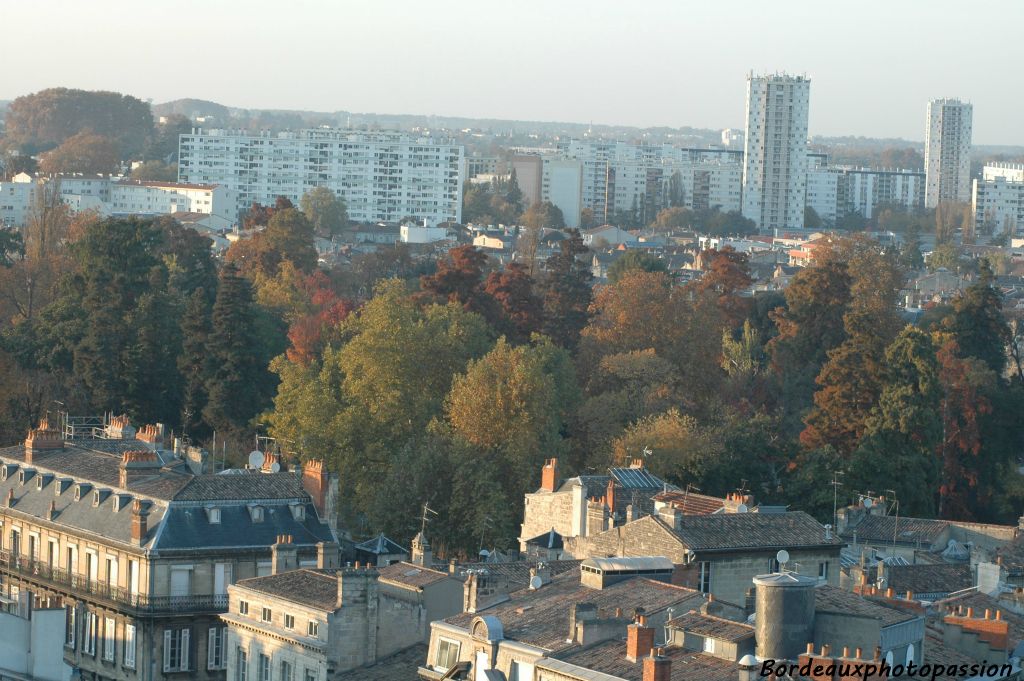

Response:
(2, 0), (1022, 145)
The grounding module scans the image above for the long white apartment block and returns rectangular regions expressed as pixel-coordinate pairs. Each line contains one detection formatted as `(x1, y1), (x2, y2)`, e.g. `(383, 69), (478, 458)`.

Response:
(742, 73), (811, 232)
(177, 128), (464, 224)
(0, 173), (236, 229)
(973, 163), (1024, 236)
(925, 98), (972, 208)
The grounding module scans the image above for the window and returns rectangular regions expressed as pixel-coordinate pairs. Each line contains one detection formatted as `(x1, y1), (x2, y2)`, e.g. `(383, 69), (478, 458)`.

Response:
(65, 605), (76, 648)
(698, 561), (711, 594)
(239, 600), (249, 615)
(435, 638), (461, 670)
(261, 607), (272, 623)
(163, 627), (191, 672)
(125, 623), (137, 669)
(281, 660), (294, 681)
(208, 626), (226, 669)
(258, 653), (271, 681)
(236, 649), (248, 681)
(103, 617), (116, 661)
(818, 561), (829, 581)
(306, 620), (318, 637)
(703, 636), (716, 654)
(304, 670), (316, 681)
(83, 611), (98, 655)
(284, 614), (295, 629)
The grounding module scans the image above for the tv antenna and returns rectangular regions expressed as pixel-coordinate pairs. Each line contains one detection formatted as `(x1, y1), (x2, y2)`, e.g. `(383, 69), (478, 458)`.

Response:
(831, 470), (844, 536)
(419, 503), (438, 536)
(642, 446), (653, 458)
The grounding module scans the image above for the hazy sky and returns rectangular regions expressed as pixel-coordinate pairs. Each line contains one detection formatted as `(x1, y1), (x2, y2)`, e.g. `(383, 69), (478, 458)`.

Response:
(3, 0), (1021, 145)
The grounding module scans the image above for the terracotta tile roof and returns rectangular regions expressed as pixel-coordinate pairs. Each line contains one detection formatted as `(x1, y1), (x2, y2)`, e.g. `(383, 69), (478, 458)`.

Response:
(666, 612), (754, 642)
(451, 559), (581, 587)
(444, 569), (703, 652)
(922, 634), (981, 680)
(996, 536), (1024, 572)
(673, 512), (840, 551)
(235, 568), (339, 611)
(552, 639), (740, 681)
(377, 561), (449, 589)
(843, 515), (950, 545)
(814, 585), (918, 627)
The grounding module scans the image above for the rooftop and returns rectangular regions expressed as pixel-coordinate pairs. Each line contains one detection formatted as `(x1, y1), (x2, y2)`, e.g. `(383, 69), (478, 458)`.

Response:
(842, 515), (949, 545)
(883, 563), (972, 597)
(551, 639), (739, 681)
(666, 612), (754, 642)
(377, 562), (450, 590)
(234, 568), (340, 611)
(814, 585), (918, 627)
(445, 568), (703, 652)
(672, 511), (840, 552)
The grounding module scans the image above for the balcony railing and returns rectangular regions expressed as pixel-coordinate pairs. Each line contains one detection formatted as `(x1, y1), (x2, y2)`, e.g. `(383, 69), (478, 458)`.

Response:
(0, 549), (227, 615)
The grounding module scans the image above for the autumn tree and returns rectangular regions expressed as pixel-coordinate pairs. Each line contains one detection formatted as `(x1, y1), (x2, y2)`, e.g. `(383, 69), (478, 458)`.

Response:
(420, 245), (497, 319)
(521, 201), (565, 230)
(38, 132), (120, 175)
(300, 187), (348, 237)
(538, 230), (592, 349)
(606, 251), (667, 284)
(130, 161), (177, 182)
(689, 247), (753, 329)
(482, 263), (542, 344)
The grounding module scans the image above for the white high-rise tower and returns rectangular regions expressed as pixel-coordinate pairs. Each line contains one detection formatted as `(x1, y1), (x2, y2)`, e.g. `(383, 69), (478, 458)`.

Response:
(741, 73), (811, 233)
(925, 98), (973, 208)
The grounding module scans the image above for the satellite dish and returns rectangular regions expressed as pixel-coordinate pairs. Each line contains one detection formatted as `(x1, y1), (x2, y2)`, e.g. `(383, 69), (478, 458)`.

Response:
(737, 503), (749, 513)
(248, 450), (263, 468)
(529, 575), (543, 590)
(776, 549), (790, 567)
(863, 497), (873, 509)
(269, 462), (281, 473)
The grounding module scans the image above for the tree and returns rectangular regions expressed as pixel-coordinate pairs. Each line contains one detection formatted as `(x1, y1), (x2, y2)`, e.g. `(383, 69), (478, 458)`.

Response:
(521, 201), (565, 230)
(419, 245), (497, 319)
(144, 114), (191, 161)
(688, 247), (753, 329)
(804, 206), (823, 229)
(228, 207), (317, 280)
(505, 169), (524, 215)
(848, 327), (943, 516)
(300, 187), (348, 237)
(928, 243), (962, 272)
(651, 207), (693, 231)
(38, 132), (120, 175)
(935, 202), (970, 245)
(203, 264), (271, 438)
(130, 161), (177, 182)
(3, 88), (153, 157)
(606, 251), (667, 283)
(538, 230), (592, 349)
(0, 229), (24, 268)
(482, 263), (542, 344)
(178, 288), (212, 438)
(941, 261), (1009, 375)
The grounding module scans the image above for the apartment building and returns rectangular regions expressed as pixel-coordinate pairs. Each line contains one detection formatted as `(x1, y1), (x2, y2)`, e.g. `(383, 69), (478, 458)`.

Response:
(925, 98), (973, 208)
(973, 163), (1024, 236)
(540, 158), (583, 228)
(0, 415), (339, 681)
(742, 73), (811, 232)
(177, 128), (464, 225)
(807, 166), (925, 224)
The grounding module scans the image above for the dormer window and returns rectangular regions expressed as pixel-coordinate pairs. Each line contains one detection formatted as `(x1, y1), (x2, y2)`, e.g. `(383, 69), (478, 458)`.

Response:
(74, 483), (91, 501)
(248, 505), (264, 523)
(206, 507), (221, 524)
(18, 468), (33, 485)
(92, 490), (102, 507)
(289, 503), (305, 521)
(55, 479), (71, 496)
(113, 495), (131, 512)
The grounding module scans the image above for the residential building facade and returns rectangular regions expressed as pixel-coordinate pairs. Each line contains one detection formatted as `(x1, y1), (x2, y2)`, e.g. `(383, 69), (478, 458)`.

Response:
(178, 128), (464, 225)
(741, 73), (811, 232)
(925, 98), (973, 208)
(0, 415), (339, 681)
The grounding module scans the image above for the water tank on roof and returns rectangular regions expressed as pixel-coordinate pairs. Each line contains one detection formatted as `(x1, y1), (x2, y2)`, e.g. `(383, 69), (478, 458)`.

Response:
(753, 572), (816, 663)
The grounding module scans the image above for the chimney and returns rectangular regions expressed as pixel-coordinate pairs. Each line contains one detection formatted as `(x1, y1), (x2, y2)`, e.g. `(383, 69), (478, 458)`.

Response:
(658, 506), (682, 530)
(642, 649), (671, 681)
(529, 563), (551, 587)
(5, 488), (13, 508)
(540, 458), (559, 492)
(569, 603), (598, 643)
(47, 501), (57, 521)
(317, 541), (340, 569)
(464, 572), (480, 613)
(301, 459), (329, 517)
(24, 418), (64, 463)
(335, 565), (379, 610)
(130, 500), (148, 545)
(137, 424), (164, 445)
(626, 617), (655, 662)
(606, 477), (617, 517)
(272, 535), (298, 575)
(411, 532), (432, 567)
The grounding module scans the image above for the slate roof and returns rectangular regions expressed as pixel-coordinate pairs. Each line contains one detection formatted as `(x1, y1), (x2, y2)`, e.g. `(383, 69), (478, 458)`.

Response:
(156, 502), (335, 551)
(996, 536), (1024, 572)
(445, 568), (703, 653)
(335, 644), (426, 681)
(354, 533), (407, 556)
(551, 639), (740, 681)
(172, 473), (309, 501)
(451, 559), (581, 586)
(672, 512), (840, 552)
(883, 563), (972, 597)
(922, 634), (981, 680)
(842, 515), (950, 545)
(814, 585), (917, 627)
(525, 529), (564, 550)
(235, 568), (338, 611)
(377, 561), (449, 589)
(666, 612), (754, 642)
(610, 466), (668, 490)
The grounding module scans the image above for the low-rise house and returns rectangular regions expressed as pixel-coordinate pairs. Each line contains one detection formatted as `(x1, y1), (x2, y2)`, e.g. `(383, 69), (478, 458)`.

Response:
(582, 225), (639, 247)
(566, 511), (842, 606)
(223, 539), (463, 681)
(0, 606), (73, 681)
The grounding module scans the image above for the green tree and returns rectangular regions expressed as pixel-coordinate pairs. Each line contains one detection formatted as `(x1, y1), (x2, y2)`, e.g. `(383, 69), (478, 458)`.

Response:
(538, 230), (592, 349)
(38, 132), (120, 175)
(942, 261), (1009, 376)
(804, 206), (823, 229)
(928, 243), (962, 272)
(521, 201), (565, 230)
(300, 187), (349, 237)
(606, 251), (667, 283)
(130, 161), (177, 182)
(178, 288), (213, 438)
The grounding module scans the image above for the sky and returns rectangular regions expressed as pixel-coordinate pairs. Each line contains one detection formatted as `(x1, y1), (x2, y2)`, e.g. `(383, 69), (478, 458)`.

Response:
(3, 0), (1022, 145)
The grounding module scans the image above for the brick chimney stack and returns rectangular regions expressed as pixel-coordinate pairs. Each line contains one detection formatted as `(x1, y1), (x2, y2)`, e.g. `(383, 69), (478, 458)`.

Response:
(642, 649), (671, 681)
(272, 535), (298, 575)
(626, 616), (655, 662)
(540, 458), (559, 492)
(24, 418), (64, 463)
(301, 459), (329, 517)
(130, 500), (148, 545)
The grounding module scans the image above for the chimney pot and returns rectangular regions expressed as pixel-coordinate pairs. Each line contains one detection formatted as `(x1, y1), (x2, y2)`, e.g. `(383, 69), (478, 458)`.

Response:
(967, 607), (974, 618)
(873, 646), (881, 661)
(855, 647), (863, 659)
(906, 590), (914, 600)
(626, 619), (655, 662)
(821, 644), (831, 657)
(997, 610), (1003, 620)
(886, 587), (894, 598)
(806, 643), (814, 654)
(842, 647), (849, 658)
(985, 608), (992, 619)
